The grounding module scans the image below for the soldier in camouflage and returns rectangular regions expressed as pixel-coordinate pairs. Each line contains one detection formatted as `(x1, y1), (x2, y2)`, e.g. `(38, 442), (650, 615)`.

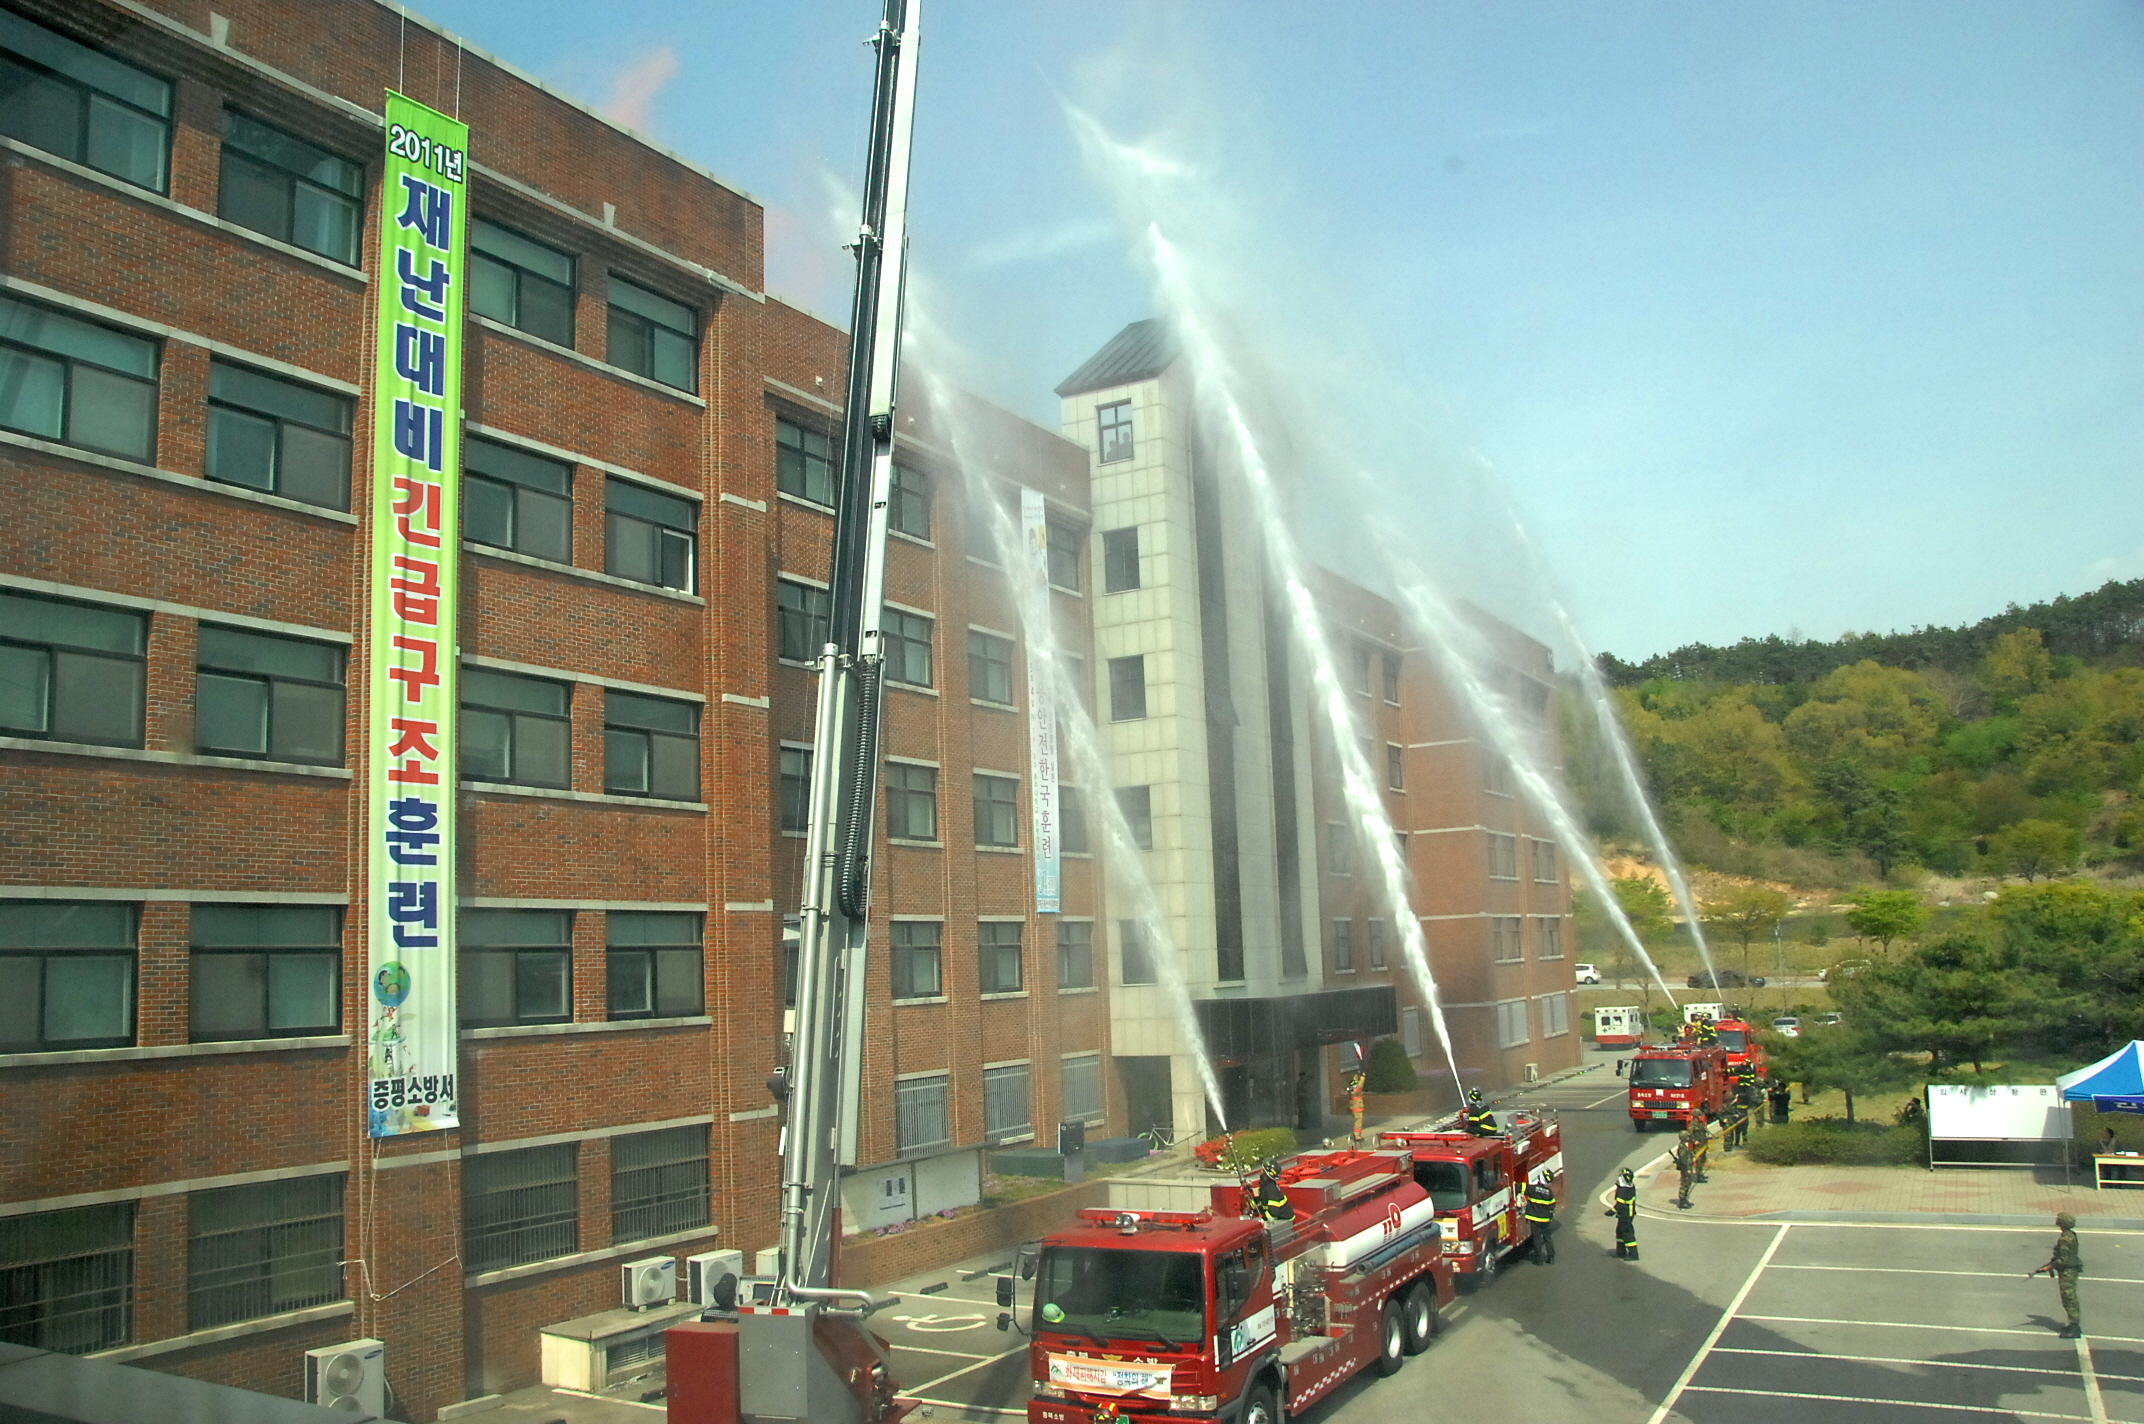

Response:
(2035, 1211), (2084, 1339)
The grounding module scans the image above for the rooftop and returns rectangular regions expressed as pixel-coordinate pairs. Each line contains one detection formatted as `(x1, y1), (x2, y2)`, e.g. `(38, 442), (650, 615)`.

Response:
(1055, 318), (1176, 397)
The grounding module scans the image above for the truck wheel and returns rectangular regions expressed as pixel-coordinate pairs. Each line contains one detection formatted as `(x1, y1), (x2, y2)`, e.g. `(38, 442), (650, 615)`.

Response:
(1633, 1119), (1648, 1133)
(1375, 1297), (1406, 1377)
(1402, 1281), (1438, 1354)
(1477, 1245), (1498, 1286)
(1241, 1382), (1281, 1424)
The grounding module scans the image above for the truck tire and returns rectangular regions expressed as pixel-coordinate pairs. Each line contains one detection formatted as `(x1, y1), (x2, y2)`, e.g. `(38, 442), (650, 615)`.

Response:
(1401, 1280), (1438, 1354)
(1241, 1381), (1281, 1424)
(1375, 1296), (1406, 1377)
(1633, 1118), (1648, 1133)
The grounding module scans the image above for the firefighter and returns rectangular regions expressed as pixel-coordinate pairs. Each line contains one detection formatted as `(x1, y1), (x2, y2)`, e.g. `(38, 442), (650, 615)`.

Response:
(1461, 1088), (1499, 1137)
(1692, 1013), (1718, 1047)
(1522, 1170), (1558, 1265)
(2032, 1211), (2084, 1338)
(1608, 1167), (1639, 1258)
(1768, 1077), (1792, 1124)
(1673, 1135), (1697, 1209)
(1249, 1162), (1294, 1223)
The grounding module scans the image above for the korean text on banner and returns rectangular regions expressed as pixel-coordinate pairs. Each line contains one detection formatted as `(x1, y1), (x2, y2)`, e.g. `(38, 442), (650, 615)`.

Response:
(1022, 490), (1059, 914)
(366, 93), (468, 1137)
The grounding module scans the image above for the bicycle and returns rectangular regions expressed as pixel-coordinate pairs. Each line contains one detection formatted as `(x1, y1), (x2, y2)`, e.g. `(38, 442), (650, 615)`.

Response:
(1137, 1124), (1184, 1154)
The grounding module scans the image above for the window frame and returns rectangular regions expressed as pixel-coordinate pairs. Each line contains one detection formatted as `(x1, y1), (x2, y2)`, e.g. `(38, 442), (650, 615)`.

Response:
(775, 418), (835, 507)
(462, 1143), (579, 1273)
(1116, 785), (1153, 851)
(979, 920), (1024, 994)
(604, 478), (697, 594)
(890, 921), (944, 1001)
(1540, 991), (1571, 1039)
(187, 904), (343, 1043)
(1096, 400), (1133, 464)
(885, 761), (939, 843)
(460, 668), (572, 791)
(894, 1073), (952, 1156)
(605, 911), (703, 1021)
(775, 578), (832, 664)
(0, 901), (137, 1053)
(610, 1124), (711, 1245)
(1532, 838), (1560, 884)
(1496, 998), (1532, 1049)
(1381, 653), (1401, 705)
(1537, 915), (1566, 961)
(457, 909), (574, 1029)
(0, 10), (172, 192)
(1325, 823), (1352, 876)
(204, 360), (355, 512)
(0, 590), (147, 750)
(470, 218), (576, 348)
(1490, 915), (1524, 964)
(1107, 654), (1146, 722)
(1487, 831), (1520, 880)
(1101, 526), (1141, 593)
(0, 292), (160, 463)
(194, 623), (348, 768)
(1060, 1052), (1104, 1125)
(1058, 784), (1089, 855)
(0, 1202), (134, 1354)
(889, 462), (930, 540)
(778, 745), (812, 833)
(983, 1062), (1032, 1143)
(1056, 919), (1094, 989)
(968, 629), (1015, 707)
(463, 435), (573, 565)
(185, 1174), (344, 1331)
(974, 773), (1019, 848)
(1386, 743), (1405, 791)
(1332, 918), (1355, 972)
(603, 689), (700, 802)
(1367, 918), (1387, 970)
(1046, 518), (1082, 591)
(217, 109), (362, 266)
(606, 273), (698, 393)
(882, 607), (934, 688)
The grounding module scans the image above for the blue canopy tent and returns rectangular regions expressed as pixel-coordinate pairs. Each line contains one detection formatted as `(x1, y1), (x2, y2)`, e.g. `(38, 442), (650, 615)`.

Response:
(2057, 1041), (2144, 1115)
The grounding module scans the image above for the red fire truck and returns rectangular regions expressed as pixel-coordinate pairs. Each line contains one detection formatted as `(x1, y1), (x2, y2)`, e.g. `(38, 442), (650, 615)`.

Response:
(1711, 1016), (1768, 1081)
(1012, 1146), (1454, 1424)
(1377, 1111), (1563, 1285)
(1626, 1042), (1734, 1131)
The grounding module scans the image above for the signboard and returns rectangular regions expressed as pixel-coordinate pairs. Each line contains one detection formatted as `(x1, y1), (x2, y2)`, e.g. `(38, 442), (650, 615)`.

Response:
(1045, 1354), (1170, 1400)
(1021, 489), (1060, 914)
(1929, 1084), (2071, 1143)
(364, 92), (469, 1137)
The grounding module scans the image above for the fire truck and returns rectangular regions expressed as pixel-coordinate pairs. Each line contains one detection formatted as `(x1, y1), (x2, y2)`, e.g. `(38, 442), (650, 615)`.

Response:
(1626, 1042), (1734, 1131)
(1710, 1015), (1767, 1083)
(1013, 1146), (1454, 1424)
(1376, 1112), (1563, 1285)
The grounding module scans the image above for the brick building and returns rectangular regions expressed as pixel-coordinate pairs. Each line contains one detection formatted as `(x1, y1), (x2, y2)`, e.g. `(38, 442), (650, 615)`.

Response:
(0, 0), (1106, 1417)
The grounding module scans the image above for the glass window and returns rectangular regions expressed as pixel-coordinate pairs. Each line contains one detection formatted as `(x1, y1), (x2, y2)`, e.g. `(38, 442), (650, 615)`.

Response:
(463, 436), (571, 564)
(1497, 998), (1531, 1049)
(606, 275), (696, 391)
(1387, 743), (1405, 791)
(189, 904), (340, 1041)
(186, 1175), (343, 1330)
(604, 689), (699, 801)
(883, 608), (933, 687)
(0, 1203), (133, 1353)
(195, 624), (345, 766)
(1325, 824), (1352, 876)
(206, 361), (354, 511)
(1036, 1247), (1209, 1348)
(612, 1124), (710, 1244)
(605, 478), (696, 593)
(1382, 653), (1401, 704)
(980, 921), (1023, 994)
(0, 590), (145, 748)
(606, 911), (702, 1020)
(461, 668), (570, 789)
(894, 1074), (951, 1155)
(1540, 992), (1570, 1039)
(470, 219), (574, 347)
(1096, 400), (1132, 464)
(1539, 917), (1565, 961)
(974, 774), (1018, 848)
(0, 901), (135, 1052)
(1533, 839), (1560, 883)
(889, 463), (930, 539)
(1119, 919), (1153, 986)
(1116, 786), (1153, 851)
(890, 921), (943, 1001)
(0, 292), (158, 462)
(463, 1144), (578, 1272)
(1059, 784), (1088, 854)
(1367, 919), (1387, 970)
(1101, 526), (1140, 592)
(1483, 755), (1511, 796)
(1046, 519), (1082, 591)
(218, 111), (360, 265)
(1351, 644), (1372, 695)
(886, 762), (938, 842)
(1061, 1054), (1102, 1124)
(776, 580), (831, 663)
(778, 746), (811, 832)
(968, 630), (1014, 706)
(1332, 919), (1355, 972)
(1056, 920), (1093, 990)
(0, 10), (171, 191)
(775, 418), (834, 506)
(984, 1062), (1031, 1142)
(1487, 832), (1519, 879)
(458, 909), (572, 1028)
(1491, 916), (1523, 963)
(1107, 655), (1145, 721)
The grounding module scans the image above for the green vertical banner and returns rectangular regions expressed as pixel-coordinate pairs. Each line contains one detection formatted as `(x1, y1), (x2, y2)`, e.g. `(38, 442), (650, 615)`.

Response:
(365, 93), (469, 1137)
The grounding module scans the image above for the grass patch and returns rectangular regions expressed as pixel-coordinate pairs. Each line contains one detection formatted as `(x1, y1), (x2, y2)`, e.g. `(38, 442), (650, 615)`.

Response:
(1746, 1117), (1927, 1166)
(980, 1173), (1070, 1208)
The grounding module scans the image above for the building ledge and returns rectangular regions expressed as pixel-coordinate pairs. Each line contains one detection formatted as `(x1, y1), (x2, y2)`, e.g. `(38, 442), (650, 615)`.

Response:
(893, 996), (949, 1008)
(886, 838), (942, 851)
(462, 780), (706, 812)
(463, 1017), (710, 1041)
(465, 1224), (718, 1290)
(0, 1035), (349, 1069)
(970, 699), (1018, 713)
(1057, 986), (1100, 996)
(0, 429), (360, 525)
(471, 314), (708, 408)
(776, 491), (836, 519)
(976, 844), (1025, 856)
(90, 1300), (356, 1364)
(980, 991), (1029, 1002)
(464, 542), (706, 606)
(0, 737), (353, 779)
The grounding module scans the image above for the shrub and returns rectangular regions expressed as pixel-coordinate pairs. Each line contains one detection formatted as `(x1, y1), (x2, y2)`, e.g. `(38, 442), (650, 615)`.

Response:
(1745, 1116), (1925, 1166)
(1194, 1127), (1298, 1172)
(1363, 1036), (1418, 1093)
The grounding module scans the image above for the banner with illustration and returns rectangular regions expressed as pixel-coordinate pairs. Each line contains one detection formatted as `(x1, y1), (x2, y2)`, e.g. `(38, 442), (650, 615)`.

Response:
(1022, 489), (1060, 913)
(365, 92), (469, 1136)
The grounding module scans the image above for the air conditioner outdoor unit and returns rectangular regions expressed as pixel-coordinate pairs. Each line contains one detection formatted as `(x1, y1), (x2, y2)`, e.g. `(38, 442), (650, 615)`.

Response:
(686, 1249), (745, 1308)
(1525, 1063), (1540, 1082)
(304, 1338), (386, 1419)
(621, 1255), (678, 1310)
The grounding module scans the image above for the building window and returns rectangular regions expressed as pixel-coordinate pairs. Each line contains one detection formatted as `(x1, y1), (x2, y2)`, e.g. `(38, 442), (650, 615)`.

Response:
(1325, 825), (1352, 876)
(471, 219), (575, 347)
(1119, 919), (1154, 985)
(195, 625), (346, 766)
(186, 1175), (343, 1331)
(1496, 998), (1531, 1049)
(890, 463), (930, 539)
(1056, 920), (1093, 989)
(1367, 919), (1387, 970)
(458, 909), (572, 1028)
(604, 690), (699, 801)
(1059, 785), (1088, 854)
(211, 360), (357, 511)
(894, 1075), (951, 1156)
(463, 1144), (578, 1272)
(883, 608), (934, 687)
(1540, 992), (1570, 1039)
(218, 111), (361, 265)
(0, 901), (135, 1053)
(1101, 527), (1140, 592)
(1351, 643), (1373, 695)
(776, 418), (834, 506)
(1382, 653), (1401, 704)
(776, 579), (831, 663)
(0, 10), (170, 191)
(189, 904), (340, 1042)
(1097, 400), (1132, 464)
(968, 631), (1015, 706)
(980, 921), (1024, 994)
(462, 668), (570, 789)
(1386, 743), (1404, 791)
(984, 1063), (1031, 1142)
(1116, 786), (1153, 850)
(1490, 916), (1524, 963)
(886, 762), (938, 842)
(1533, 839), (1560, 883)
(606, 479), (696, 593)
(1483, 754), (1511, 796)
(611, 1124), (710, 1244)
(0, 1203), (133, 1353)
(1487, 832), (1519, 880)
(1332, 919), (1355, 972)
(891, 921), (943, 1001)
(1061, 1053), (1103, 1124)
(607, 912), (702, 1020)
(974, 774), (1019, 848)
(1107, 655), (1146, 721)
(1401, 1007), (1423, 1059)
(0, 292), (158, 462)
(0, 590), (146, 749)
(1047, 519), (1082, 591)
(607, 275), (697, 391)
(464, 436), (572, 564)
(1538, 916), (1565, 961)
(778, 746), (812, 832)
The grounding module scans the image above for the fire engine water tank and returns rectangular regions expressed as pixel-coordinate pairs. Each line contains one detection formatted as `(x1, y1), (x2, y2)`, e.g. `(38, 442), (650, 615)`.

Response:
(1319, 1180), (1437, 1272)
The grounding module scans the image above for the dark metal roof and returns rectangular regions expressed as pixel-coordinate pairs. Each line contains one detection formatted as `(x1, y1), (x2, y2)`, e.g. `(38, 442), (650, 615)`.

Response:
(1054, 318), (1176, 397)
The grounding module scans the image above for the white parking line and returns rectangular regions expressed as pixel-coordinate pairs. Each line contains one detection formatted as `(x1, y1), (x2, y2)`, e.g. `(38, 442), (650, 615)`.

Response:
(2076, 1337), (2108, 1424)
(1738, 1314), (2144, 1346)
(900, 1343), (1027, 1393)
(1646, 1221), (1791, 1424)
(1769, 1264), (2144, 1285)
(1683, 1385), (2093, 1420)
(1711, 1346), (2144, 1383)
(1584, 1090), (1629, 1109)
(889, 1343), (997, 1360)
(901, 1403), (1026, 1419)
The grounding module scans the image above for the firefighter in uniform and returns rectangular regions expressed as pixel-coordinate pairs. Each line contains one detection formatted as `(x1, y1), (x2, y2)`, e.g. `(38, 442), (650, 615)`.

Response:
(1461, 1088), (1500, 1137)
(1691, 1013), (1718, 1047)
(1609, 1167), (1639, 1259)
(1522, 1170), (1558, 1265)
(1249, 1163), (1294, 1223)
(2034, 1211), (2084, 1338)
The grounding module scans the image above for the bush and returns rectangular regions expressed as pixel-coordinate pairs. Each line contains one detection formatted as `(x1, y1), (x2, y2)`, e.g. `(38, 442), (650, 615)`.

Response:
(1194, 1127), (1298, 1172)
(1363, 1036), (1418, 1093)
(1745, 1116), (1925, 1166)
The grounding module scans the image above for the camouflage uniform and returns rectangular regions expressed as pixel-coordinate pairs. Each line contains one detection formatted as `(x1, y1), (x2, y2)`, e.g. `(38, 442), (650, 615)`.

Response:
(2045, 1217), (2084, 1337)
(1673, 1141), (1695, 1209)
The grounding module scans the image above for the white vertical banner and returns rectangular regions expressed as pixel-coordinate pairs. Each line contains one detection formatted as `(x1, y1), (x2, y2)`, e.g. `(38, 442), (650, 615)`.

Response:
(1022, 489), (1060, 914)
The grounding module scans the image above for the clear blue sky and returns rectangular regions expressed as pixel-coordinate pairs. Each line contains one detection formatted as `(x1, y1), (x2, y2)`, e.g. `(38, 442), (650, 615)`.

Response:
(416, 0), (2144, 661)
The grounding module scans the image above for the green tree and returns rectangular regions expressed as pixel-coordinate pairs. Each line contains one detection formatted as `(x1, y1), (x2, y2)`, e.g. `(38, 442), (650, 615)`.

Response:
(1702, 884), (1792, 985)
(1834, 934), (2030, 1074)
(1990, 819), (2081, 881)
(1980, 628), (2054, 713)
(1987, 881), (2144, 1055)
(1764, 1023), (1914, 1123)
(1844, 889), (1930, 955)
(1363, 1036), (1418, 1094)
(1612, 875), (1675, 941)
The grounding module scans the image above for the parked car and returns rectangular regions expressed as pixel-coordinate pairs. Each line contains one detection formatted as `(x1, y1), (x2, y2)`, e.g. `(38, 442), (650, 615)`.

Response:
(1687, 968), (1765, 989)
(1817, 1012), (1845, 1026)
(1819, 960), (1871, 983)
(1575, 963), (1601, 985)
(1771, 1016), (1803, 1038)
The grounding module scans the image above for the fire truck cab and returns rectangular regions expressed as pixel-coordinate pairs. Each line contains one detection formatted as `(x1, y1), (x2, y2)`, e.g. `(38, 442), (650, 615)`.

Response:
(1626, 1043), (1733, 1131)
(1377, 1112), (1563, 1285)
(1711, 1016), (1768, 1084)
(1019, 1148), (1454, 1424)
